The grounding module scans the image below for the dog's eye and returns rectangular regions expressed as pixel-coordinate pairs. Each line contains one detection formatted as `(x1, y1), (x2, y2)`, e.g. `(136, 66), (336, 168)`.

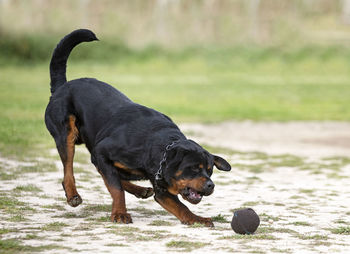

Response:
(190, 166), (200, 172)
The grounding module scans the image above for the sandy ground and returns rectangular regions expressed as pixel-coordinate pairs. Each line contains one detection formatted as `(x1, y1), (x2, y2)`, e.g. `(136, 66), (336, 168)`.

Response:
(1, 121), (350, 254)
(180, 121), (350, 158)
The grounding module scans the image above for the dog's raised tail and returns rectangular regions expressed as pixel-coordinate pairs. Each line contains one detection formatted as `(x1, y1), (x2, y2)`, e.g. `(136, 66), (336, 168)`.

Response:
(49, 29), (98, 93)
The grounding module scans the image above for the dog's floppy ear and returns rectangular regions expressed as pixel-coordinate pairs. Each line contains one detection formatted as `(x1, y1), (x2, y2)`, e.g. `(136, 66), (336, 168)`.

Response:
(214, 155), (231, 171)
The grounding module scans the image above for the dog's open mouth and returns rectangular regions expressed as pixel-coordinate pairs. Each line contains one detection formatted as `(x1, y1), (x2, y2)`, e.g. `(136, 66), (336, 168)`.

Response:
(181, 187), (203, 204)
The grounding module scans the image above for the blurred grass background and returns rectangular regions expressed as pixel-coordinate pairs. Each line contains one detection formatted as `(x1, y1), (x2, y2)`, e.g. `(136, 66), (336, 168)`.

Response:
(1, 0), (350, 156)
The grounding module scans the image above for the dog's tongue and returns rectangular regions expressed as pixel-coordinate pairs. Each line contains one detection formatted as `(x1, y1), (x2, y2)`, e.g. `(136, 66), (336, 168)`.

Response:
(189, 189), (202, 200)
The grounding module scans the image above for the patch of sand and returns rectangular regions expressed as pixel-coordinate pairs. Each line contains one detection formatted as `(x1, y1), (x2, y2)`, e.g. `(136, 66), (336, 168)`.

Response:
(181, 121), (350, 157)
(1, 121), (350, 253)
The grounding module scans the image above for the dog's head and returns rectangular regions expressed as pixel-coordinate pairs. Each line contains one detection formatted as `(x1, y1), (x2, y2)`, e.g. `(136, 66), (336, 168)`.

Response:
(163, 140), (231, 204)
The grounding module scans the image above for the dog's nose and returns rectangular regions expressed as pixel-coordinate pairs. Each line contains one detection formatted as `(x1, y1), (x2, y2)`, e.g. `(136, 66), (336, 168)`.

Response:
(203, 180), (215, 195)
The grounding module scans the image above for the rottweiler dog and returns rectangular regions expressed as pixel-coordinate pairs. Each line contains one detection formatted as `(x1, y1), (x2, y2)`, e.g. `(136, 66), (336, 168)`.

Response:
(45, 29), (231, 227)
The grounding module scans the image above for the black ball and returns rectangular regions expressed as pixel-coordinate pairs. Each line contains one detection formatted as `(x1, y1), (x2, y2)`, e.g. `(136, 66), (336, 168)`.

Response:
(231, 208), (260, 234)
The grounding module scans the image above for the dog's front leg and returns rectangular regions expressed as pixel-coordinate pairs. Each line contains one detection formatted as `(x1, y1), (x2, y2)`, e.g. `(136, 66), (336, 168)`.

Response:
(93, 147), (132, 224)
(154, 191), (213, 227)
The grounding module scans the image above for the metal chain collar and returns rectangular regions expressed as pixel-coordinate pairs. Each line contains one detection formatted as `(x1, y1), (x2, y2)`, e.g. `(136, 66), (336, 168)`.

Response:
(155, 141), (179, 182)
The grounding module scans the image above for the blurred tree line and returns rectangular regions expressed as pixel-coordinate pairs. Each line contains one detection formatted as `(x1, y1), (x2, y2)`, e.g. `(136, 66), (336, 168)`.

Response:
(1, 0), (350, 49)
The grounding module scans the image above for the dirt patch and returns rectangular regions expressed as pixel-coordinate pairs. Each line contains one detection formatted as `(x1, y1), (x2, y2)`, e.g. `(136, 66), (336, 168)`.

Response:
(181, 121), (350, 157)
(1, 121), (350, 253)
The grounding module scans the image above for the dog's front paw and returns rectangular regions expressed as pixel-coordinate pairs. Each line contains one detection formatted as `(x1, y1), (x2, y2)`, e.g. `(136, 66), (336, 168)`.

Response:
(136, 187), (154, 199)
(111, 213), (133, 224)
(62, 182), (82, 207)
(67, 194), (83, 207)
(183, 216), (214, 227)
(198, 217), (214, 227)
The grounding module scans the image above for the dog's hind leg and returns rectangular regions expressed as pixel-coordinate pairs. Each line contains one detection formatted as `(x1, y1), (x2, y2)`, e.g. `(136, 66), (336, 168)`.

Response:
(58, 115), (82, 207)
(121, 181), (154, 199)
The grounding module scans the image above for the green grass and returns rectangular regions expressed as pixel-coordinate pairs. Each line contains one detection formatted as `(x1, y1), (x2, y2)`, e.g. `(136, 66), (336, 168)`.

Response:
(8, 214), (28, 222)
(330, 226), (350, 235)
(0, 196), (26, 213)
(41, 222), (68, 231)
(212, 214), (230, 223)
(0, 161), (57, 181)
(0, 239), (67, 254)
(1, 45), (350, 155)
(130, 207), (169, 216)
(148, 220), (174, 226)
(259, 213), (281, 222)
(166, 240), (209, 252)
(257, 227), (297, 234)
(93, 216), (110, 222)
(297, 234), (329, 241)
(299, 189), (315, 195)
(13, 184), (42, 193)
(291, 221), (312, 227)
(218, 234), (277, 240)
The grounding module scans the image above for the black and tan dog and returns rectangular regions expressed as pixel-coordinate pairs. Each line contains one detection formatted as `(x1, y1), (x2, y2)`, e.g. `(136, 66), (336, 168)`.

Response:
(45, 29), (231, 227)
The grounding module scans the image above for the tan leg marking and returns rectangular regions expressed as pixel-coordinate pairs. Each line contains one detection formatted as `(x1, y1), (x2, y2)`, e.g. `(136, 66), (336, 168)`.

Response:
(121, 180), (154, 199)
(155, 194), (213, 227)
(62, 115), (82, 207)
